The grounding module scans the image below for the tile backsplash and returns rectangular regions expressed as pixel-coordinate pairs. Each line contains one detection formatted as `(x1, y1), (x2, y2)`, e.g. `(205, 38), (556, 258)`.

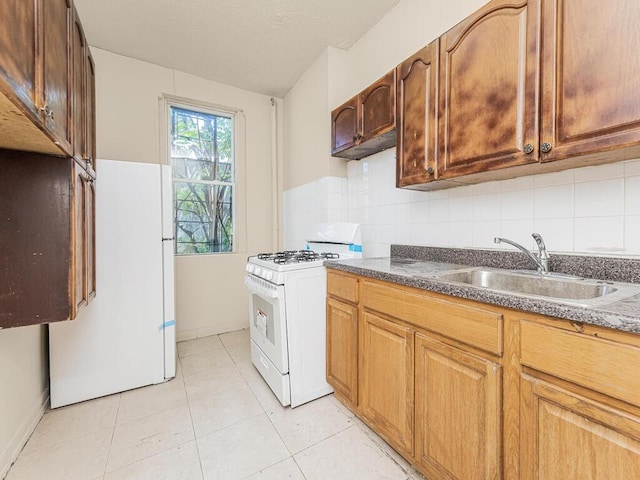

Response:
(283, 149), (640, 258)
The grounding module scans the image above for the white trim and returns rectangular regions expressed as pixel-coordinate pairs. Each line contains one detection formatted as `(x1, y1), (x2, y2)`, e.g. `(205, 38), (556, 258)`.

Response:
(0, 387), (49, 479)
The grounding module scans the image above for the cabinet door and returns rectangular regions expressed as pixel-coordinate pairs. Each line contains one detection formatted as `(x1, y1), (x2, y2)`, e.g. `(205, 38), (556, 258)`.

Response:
(326, 298), (358, 406)
(396, 40), (439, 187)
(85, 52), (96, 173)
(71, 11), (85, 164)
(41, 0), (72, 154)
(359, 70), (396, 144)
(415, 334), (502, 480)
(87, 174), (96, 301)
(361, 311), (414, 456)
(0, 152), (72, 328)
(331, 96), (359, 155)
(0, 0), (38, 116)
(520, 374), (640, 479)
(73, 161), (88, 316)
(539, 0), (640, 162)
(438, 0), (539, 180)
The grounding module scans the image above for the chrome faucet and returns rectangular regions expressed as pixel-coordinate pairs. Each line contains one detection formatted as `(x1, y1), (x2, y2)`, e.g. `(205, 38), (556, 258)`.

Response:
(494, 233), (550, 274)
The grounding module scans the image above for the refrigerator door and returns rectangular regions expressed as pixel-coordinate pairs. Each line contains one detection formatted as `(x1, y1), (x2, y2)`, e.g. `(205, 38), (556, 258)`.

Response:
(49, 160), (171, 408)
(161, 164), (176, 379)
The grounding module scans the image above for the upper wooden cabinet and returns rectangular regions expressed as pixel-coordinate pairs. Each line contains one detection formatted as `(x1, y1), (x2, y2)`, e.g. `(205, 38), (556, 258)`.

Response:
(72, 8), (97, 173)
(0, 0), (39, 117)
(438, 0), (539, 181)
(539, 0), (640, 163)
(331, 70), (396, 160)
(396, 40), (439, 188)
(85, 52), (96, 172)
(0, 0), (77, 157)
(398, 0), (640, 190)
(41, 0), (72, 154)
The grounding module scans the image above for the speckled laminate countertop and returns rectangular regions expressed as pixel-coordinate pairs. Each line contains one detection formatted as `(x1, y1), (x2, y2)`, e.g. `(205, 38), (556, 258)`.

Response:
(325, 247), (640, 335)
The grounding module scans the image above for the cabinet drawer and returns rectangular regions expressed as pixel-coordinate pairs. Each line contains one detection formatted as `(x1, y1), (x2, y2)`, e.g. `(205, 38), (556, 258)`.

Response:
(362, 281), (503, 355)
(327, 271), (359, 304)
(521, 321), (640, 406)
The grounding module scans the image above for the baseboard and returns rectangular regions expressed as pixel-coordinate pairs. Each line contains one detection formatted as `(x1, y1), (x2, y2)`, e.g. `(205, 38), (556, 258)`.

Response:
(177, 321), (249, 343)
(0, 387), (49, 479)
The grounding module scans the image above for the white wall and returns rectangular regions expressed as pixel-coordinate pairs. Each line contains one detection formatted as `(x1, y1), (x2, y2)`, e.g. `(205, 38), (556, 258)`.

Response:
(0, 326), (49, 478)
(282, 0), (640, 259)
(93, 47), (277, 339)
(283, 49), (346, 191)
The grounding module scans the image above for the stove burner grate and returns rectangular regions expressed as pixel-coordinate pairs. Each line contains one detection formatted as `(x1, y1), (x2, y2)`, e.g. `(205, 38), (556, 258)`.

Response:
(257, 250), (340, 264)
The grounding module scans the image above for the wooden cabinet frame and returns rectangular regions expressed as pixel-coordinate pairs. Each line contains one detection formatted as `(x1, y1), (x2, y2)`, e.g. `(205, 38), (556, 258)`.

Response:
(327, 270), (640, 480)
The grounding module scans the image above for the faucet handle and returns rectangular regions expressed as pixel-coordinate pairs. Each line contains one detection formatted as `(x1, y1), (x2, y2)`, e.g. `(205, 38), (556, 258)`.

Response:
(531, 233), (546, 250)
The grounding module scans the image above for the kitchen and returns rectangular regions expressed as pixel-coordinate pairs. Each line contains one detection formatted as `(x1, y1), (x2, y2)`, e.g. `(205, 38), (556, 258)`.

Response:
(2, 0), (640, 479)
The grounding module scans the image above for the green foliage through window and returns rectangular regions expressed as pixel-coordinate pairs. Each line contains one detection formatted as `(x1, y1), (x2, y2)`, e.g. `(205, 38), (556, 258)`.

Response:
(170, 105), (234, 254)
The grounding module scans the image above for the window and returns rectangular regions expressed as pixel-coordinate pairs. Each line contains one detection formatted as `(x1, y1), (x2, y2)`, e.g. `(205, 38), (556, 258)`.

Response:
(169, 104), (235, 255)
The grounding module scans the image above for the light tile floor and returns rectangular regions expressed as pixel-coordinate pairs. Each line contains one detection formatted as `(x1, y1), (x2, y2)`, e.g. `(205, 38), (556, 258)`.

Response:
(6, 329), (425, 480)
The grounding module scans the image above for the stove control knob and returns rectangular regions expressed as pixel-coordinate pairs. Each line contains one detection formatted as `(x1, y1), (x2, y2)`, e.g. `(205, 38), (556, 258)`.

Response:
(254, 267), (262, 276)
(246, 264), (255, 273)
(264, 271), (273, 281)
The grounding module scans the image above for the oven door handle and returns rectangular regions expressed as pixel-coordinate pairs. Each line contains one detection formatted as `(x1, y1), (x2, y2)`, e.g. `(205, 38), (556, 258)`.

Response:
(244, 276), (282, 299)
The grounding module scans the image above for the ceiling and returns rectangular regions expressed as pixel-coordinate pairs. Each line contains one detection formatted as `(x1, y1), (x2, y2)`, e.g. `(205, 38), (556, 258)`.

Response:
(73, 0), (401, 98)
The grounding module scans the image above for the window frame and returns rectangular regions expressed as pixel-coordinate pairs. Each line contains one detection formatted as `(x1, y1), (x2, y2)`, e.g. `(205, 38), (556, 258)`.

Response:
(161, 95), (244, 256)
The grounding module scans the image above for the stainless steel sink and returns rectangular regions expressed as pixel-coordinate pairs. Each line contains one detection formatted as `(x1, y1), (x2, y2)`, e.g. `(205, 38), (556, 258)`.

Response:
(430, 268), (640, 306)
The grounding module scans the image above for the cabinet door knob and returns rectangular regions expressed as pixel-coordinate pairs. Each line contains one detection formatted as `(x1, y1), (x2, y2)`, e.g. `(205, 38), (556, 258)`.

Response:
(427, 167), (434, 176)
(352, 135), (358, 142)
(523, 143), (534, 154)
(540, 142), (553, 153)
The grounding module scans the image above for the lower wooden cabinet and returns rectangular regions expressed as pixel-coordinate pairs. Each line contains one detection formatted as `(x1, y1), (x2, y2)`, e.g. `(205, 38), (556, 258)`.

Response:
(0, 150), (96, 328)
(415, 333), (501, 480)
(73, 160), (96, 317)
(326, 297), (358, 406)
(520, 375), (640, 479)
(326, 270), (640, 480)
(361, 312), (415, 457)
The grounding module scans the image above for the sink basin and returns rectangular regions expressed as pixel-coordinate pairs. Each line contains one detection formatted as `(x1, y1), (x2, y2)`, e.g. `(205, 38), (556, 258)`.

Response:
(434, 269), (616, 300)
(427, 268), (640, 306)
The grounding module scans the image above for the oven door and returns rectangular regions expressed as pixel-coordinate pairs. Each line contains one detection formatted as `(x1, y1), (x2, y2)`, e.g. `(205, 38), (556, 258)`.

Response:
(244, 274), (289, 373)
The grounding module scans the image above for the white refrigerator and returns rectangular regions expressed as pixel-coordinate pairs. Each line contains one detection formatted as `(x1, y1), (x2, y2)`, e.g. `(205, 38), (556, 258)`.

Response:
(49, 159), (176, 408)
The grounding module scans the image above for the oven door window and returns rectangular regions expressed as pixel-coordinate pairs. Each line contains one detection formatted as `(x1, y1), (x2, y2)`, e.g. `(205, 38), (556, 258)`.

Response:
(248, 289), (288, 374)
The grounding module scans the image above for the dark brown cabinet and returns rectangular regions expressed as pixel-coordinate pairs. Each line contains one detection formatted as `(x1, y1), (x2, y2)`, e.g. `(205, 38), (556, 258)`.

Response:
(1, 152), (72, 327)
(331, 70), (396, 160)
(396, 40), (439, 188)
(0, 153), (96, 329)
(0, 0), (95, 328)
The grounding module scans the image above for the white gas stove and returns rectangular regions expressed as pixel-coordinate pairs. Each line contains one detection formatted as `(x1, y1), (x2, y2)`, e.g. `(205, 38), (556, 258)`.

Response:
(245, 250), (341, 284)
(244, 223), (361, 407)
